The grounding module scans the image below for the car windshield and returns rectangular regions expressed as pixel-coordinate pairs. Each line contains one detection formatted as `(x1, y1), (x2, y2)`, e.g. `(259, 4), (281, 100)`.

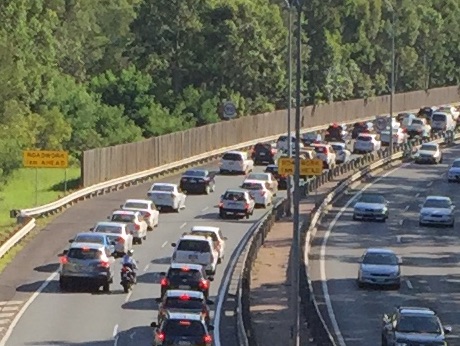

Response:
(67, 248), (101, 260)
(363, 252), (397, 265)
(423, 199), (451, 208)
(164, 297), (204, 310)
(247, 173), (268, 181)
(184, 170), (207, 177)
(397, 315), (441, 334)
(439, 107), (452, 113)
(242, 182), (264, 190)
(359, 194), (385, 204)
(222, 153), (243, 161)
(177, 240), (210, 253)
(411, 119), (423, 125)
(452, 161), (460, 168)
(94, 225), (123, 234)
(74, 235), (105, 244)
(151, 185), (174, 192)
(192, 231), (218, 241)
(432, 113), (446, 121)
(124, 202), (149, 209)
(168, 268), (201, 281)
(420, 144), (437, 151)
(265, 166), (278, 174)
(357, 136), (372, 142)
(111, 214), (135, 223)
(163, 320), (205, 337)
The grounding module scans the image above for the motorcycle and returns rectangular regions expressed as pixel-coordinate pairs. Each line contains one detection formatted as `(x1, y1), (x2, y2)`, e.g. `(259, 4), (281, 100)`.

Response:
(120, 264), (136, 293)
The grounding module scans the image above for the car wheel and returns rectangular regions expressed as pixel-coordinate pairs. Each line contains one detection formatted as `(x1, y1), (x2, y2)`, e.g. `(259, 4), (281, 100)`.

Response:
(352, 215), (358, 221)
(449, 221), (455, 228)
(381, 335), (387, 346)
(217, 257), (222, 264)
(245, 213), (250, 219)
(357, 281), (364, 288)
(219, 211), (226, 219)
(138, 238), (143, 245)
(59, 277), (69, 291)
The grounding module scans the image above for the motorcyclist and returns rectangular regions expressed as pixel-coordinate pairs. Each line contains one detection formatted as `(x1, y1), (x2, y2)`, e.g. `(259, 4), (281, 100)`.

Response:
(121, 249), (138, 284)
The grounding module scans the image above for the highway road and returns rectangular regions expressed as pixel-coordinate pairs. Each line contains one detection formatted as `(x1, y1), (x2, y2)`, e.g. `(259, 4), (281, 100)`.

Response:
(310, 143), (460, 345)
(0, 160), (285, 346)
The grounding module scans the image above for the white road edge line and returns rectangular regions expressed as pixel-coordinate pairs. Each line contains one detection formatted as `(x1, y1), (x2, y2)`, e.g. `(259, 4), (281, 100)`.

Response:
(320, 165), (403, 346)
(415, 193), (420, 198)
(398, 220), (404, 226)
(406, 280), (413, 289)
(143, 264), (150, 272)
(113, 324), (119, 338)
(180, 222), (187, 229)
(0, 271), (58, 346)
(202, 206), (209, 212)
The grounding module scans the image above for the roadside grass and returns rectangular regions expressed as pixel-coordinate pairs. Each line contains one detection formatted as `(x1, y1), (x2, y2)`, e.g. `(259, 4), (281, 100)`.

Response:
(0, 167), (81, 233)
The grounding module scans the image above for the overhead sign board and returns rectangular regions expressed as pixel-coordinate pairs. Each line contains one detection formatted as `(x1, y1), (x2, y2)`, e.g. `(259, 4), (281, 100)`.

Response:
(23, 150), (69, 168)
(222, 101), (237, 119)
(278, 158), (323, 176)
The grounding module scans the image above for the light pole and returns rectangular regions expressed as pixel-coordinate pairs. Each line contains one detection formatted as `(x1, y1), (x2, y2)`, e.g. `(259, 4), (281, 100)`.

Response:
(292, 0), (303, 344)
(387, 1), (396, 155)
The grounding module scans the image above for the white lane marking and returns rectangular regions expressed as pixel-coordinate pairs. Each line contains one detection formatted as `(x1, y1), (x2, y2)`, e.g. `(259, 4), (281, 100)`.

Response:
(125, 291), (133, 303)
(396, 235), (402, 243)
(427, 181), (433, 187)
(398, 220), (404, 226)
(415, 193), (420, 198)
(113, 324), (118, 338)
(0, 301), (22, 307)
(404, 205), (410, 212)
(406, 280), (413, 289)
(0, 271), (58, 346)
(320, 165), (402, 346)
(143, 264), (150, 272)
(202, 206), (209, 212)
(161, 241), (168, 248)
(180, 222), (187, 229)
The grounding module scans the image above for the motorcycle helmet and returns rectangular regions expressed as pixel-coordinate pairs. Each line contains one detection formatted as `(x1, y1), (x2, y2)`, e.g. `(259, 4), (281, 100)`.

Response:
(127, 249), (134, 256)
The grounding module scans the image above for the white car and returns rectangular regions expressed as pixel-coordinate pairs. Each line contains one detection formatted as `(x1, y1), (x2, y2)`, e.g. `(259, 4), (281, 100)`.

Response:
(90, 221), (133, 256)
(120, 199), (159, 230)
(220, 151), (254, 175)
(241, 179), (273, 208)
(438, 105), (460, 121)
(447, 158), (460, 183)
(329, 142), (351, 164)
(108, 210), (148, 245)
(313, 143), (336, 169)
(419, 196), (455, 228)
(147, 183), (186, 212)
(189, 226), (227, 263)
(414, 142), (442, 164)
(405, 118), (431, 139)
(245, 172), (278, 195)
(276, 135), (304, 152)
(353, 133), (381, 154)
(380, 127), (407, 146)
(171, 234), (219, 275)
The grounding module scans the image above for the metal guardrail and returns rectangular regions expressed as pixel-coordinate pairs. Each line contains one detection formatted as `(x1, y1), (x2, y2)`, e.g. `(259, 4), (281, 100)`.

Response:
(233, 129), (459, 345)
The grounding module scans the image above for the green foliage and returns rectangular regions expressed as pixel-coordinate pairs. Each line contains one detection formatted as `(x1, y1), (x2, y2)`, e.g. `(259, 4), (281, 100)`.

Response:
(0, 0), (458, 184)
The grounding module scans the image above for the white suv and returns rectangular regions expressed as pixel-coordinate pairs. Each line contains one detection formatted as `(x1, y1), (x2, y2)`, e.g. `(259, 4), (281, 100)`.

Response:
(171, 235), (219, 275)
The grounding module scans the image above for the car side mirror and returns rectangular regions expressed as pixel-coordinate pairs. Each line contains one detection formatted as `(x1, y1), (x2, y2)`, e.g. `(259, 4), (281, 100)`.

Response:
(150, 322), (158, 328)
(206, 299), (214, 305)
(160, 272), (166, 276)
(208, 276), (214, 282)
(444, 326), (452, 334)
(68, 239), (74, 243)
(171, 243), (176, 247)
(155, 298), (162, 303)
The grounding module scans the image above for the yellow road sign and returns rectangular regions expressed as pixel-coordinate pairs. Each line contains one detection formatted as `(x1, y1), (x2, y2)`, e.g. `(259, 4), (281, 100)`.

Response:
(278, 157), (323, 176)
(23, 150), (69, 168)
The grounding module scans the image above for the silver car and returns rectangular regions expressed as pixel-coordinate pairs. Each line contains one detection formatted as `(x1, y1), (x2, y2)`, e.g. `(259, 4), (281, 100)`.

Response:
(414, 142), (442, 164)
(447, 158), (460, 183)
(357, 248), (401, 289)
(353, 193), (389, 222)
(419, 195), (455, 228)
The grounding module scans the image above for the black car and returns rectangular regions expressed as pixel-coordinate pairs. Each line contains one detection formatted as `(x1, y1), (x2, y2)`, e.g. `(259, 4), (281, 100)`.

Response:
(179, 169), (215, 194)
(251, 143), (277, 165)
(300, 132), (319, 146)
(160, 263), (213, 298)
(351, 122), (369, 139)
(382, 306), (452, 346)
(264, 164), (288, 189)
(325, 124), (344, 142)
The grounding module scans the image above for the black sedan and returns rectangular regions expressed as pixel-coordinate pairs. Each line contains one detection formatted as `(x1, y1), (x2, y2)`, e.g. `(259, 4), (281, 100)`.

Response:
(179, 169), (216, 194)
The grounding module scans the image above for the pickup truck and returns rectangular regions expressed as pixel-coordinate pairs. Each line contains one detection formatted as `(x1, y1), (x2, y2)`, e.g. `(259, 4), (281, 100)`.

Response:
(220, 151), (254, 175)
(218, 189), (255, 219)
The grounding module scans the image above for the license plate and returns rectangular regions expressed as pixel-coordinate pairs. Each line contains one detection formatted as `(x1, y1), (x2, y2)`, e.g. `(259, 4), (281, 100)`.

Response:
(179, 285), (190, 289)
(228, 162), (234, 165)
(189, 179), (196, 183)
(259, 152), (266, 156)
(228, 202), (237, 206)
(178, 342), (191, 346)
(189, 254), (198, 260)
(157, 195), (164, 199)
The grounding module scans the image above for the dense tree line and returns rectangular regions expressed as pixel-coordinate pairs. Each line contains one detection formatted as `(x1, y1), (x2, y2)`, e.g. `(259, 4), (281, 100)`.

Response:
(0, 0), (458, 183)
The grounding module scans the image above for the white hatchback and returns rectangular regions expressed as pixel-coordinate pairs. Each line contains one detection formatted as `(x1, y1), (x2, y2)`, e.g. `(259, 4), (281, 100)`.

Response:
(147, 183), (186, 212)
(241, 179), (273, 208)
(120, 199), (159, 230)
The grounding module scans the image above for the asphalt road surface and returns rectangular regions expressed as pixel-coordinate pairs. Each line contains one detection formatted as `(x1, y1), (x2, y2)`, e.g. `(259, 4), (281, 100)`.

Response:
(0, 160), (285, 346)
(310, 144), (460, 345)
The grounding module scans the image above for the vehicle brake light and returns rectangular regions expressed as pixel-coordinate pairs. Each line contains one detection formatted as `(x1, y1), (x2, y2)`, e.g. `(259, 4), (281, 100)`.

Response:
(244, 203), (250, 209)
(117, 237), (125, 243)
(204, 334), (212, 343)
(99, 261), (110, 268)
(134, 224), (140, 230)
(181, 178), (187, 181)
(160, 278), (169, 286)
(144, 212), (151, 218)
(179, 294), (190, 300)
(179, 320), (191, 326)
(199, 279), (209, 290)
(156, 331), (165, 342)
(181, 266), (190, 272)
(82, 247), (90, 251)
(218, 202), (223, 208)
(60, 256), (69, 264)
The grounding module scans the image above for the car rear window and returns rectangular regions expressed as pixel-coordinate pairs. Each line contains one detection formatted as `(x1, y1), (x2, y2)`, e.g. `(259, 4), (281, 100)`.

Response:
(222, 153), (243, 161)
(168, 268), (201, 281)
(111, 214), (135, 223)
(331, 145), (343, 151)
(242, 182), (264, 190)
(420, 144), (437, 151)
(432, 113), (446, 121)
(94, 225), (123, 234)
(223, 192), (245, 200)
(183, 170), (207, 177)
(265, 166), (278, 174)
(124, 202), (149, 209)
(67, 248), (101, 260)
(357, 136), (372, 142)
(177, 240), (211, 253)
(74, 235), (104, 244)
(411, 119), (423, 125)
(247, 173), (268, 181)
(192, 231), (218, 241)
(163, 320), (205, 336)
(254, 143), (271, 151)
(151, 185), (174, 192)
(164, 297), (204, 310)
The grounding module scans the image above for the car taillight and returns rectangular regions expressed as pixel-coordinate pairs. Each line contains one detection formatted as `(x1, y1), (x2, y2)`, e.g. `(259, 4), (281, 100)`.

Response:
(144, 212), (151, 218)
(181, 178), (187, 181)
(99, 261), (110, 268)
(218, 202), (223, 208)
(244, 203), (250, 209)
(117, 237), (125, 243)
(199, 279), (209, 290)
(59, 256), (68, 264)
(160, 278), (169, 286)
(134, 224), (140, 230)
(204, 334), (212, 343)
(157, 331), (165, 342)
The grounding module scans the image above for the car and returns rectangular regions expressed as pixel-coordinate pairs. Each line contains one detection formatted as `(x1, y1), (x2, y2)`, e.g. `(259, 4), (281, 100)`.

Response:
(329, 142), (351, 164)
(58, 242), (114, 292)
(67, 232), (116, 257)
(90, 221), (133, 256)
(353, 133), (381, 154)
(159, 263), (213, 298)
(447, 158), (460, 182)
(417, 106), (438, 122)
(241, 179), (273, 208)
(351, 122), (370, 139)
(438, 104), (460, 121)
(405, 117), (431, 139)
(431, 111), (456, 133)
(150, 312), (214, 346)
(120, 198), (159, 230)
(109, 210), (148, 244)
(419, 195), (455, 227)
(179, 169), (216, 195)
(245, 172), (278, 195)
(189, 226), (227, 263)
(397, 112), (417, 128)
(381, 306), (452, 346)
(353, 193), (389, 222)
(313, 143), (337, 169)
(155, 290), (213, 325)
(301, 132), (321, 146)
(219, 151), (254, 175)
(276, 135), (303, 152)
(218, 189), (255, 219)
(357, 248), (401, 289)
(380, 127), (407, 146)
(324, 123), (346, 142)
(171, 234), (219, 275)
(251, 142), (277, 165)
(264, 164), (288, 189)
(414, 142), (442, 164)
(147, 183), (186, 212)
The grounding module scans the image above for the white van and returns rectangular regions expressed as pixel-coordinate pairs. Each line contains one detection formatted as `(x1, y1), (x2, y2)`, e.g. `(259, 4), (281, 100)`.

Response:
(431, 112), (456, 132)
(219, 151), (254, 175)
(171, 235), (219, 275)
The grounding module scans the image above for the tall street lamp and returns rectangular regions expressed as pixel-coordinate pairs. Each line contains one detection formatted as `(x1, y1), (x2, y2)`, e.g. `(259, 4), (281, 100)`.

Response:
(386, 0), (396, 155)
